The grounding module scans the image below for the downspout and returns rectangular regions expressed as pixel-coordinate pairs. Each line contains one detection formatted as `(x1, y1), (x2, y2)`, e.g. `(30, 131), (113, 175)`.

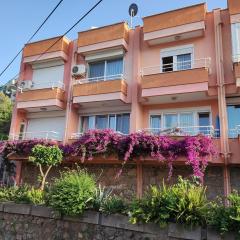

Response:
(213, 9), (231, 200)
(63, 40), (77, 144)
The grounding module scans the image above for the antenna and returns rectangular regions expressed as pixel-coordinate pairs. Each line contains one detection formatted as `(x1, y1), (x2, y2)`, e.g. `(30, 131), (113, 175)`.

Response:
(128, 3), (138, 28)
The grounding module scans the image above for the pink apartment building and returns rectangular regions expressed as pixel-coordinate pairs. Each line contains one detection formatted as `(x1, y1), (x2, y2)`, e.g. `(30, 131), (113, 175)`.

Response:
(9, 0), (240, 199)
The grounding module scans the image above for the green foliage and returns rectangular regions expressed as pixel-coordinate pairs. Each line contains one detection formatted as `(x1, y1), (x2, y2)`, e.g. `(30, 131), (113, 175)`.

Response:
(0, 185), (45, 205)
(29, 145), (63, 190)
(29, 145), (63, 167)
(170, 177), (208, 226)
(129, 184), (177, 227)
(92, 185), (112, 211)
(128, 177), (208, 227)
(101, 195), (127, 215)
(47, 169), (96, 216)
(0, 92), (12, 138)
(207, 191), (240, 236)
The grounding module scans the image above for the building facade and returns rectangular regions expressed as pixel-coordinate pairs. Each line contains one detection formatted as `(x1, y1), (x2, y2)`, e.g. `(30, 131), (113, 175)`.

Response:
(9, 0), (240, 199)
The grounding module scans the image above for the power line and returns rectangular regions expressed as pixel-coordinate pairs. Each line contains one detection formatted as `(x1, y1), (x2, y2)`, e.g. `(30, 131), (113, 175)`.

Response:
(0, 0), (64, 79)
(2, 0), (104, 86)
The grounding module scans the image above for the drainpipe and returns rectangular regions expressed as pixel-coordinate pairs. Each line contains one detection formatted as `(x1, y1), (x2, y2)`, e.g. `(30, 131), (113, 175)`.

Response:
(213, 9), (231, 200)
(64, 40), (77, 144)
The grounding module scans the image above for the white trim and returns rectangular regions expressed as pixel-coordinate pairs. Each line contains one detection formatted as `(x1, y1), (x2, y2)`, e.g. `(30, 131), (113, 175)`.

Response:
(85, 49), (125, 62)
(31, 59), (64, 70)
(27, 111), (66, 119)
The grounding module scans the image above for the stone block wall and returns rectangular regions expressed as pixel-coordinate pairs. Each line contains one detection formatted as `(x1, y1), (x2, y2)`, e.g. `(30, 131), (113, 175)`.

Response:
(0, 203), (237, 240)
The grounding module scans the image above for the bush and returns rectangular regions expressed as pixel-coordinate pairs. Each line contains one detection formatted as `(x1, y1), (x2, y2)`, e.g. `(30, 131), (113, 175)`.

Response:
(208, 191), (240, 236)
(101, 195), (127, 215)
(128, 177), (208, 227)
(129, 184), (177, 227)
(47, 169), (96, 216)
(0, 185), (45, 205)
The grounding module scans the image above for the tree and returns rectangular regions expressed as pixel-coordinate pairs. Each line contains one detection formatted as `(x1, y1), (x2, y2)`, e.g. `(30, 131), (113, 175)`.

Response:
(0, 92), (12, 140)
(29, 145), (63, 190)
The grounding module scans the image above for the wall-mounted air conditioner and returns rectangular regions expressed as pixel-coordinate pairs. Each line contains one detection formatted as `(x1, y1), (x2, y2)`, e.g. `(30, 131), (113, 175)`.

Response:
(19, 80), (33, 91)
(71, 65), (86, 77)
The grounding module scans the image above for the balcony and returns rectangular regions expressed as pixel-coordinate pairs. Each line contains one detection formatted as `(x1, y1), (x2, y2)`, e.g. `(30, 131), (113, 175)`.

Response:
(77, 22), (129, 54)
(228, 0), (240, 15)
(141, 58), (211, 104)
(72, 74), (128, 105)
(9, 131), (62, 141)
(17, 81), (66, 111)
(143, 3), (206, 45)
(23, 36), (70, 63)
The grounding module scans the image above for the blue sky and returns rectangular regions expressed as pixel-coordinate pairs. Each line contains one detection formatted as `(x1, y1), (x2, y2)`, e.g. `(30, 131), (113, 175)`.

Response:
(0, 0), (227, 86)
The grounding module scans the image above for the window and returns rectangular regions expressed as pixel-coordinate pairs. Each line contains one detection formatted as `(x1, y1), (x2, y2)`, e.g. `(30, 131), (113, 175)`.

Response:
(18, 122), (26, 140)
(81, 113), (130, 134)
(150, 109), (211, 135)
(198, 112), (210, 135)
(32, 64), (64, 89)
(227, 105), (240, 138)
(160, 45), (193, 72)
(88, 58), (123, 80)
(231, 23), (240, 61)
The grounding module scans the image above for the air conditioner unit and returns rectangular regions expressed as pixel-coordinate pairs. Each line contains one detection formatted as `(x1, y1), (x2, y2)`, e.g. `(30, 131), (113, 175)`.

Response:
(19, 80), (33, 90)
(72, 64), (86, 77)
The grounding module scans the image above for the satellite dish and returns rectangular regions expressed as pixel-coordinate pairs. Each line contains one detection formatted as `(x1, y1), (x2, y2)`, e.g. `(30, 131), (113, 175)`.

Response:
(128, 3), (138, 17)
(128, 3), (138, 28)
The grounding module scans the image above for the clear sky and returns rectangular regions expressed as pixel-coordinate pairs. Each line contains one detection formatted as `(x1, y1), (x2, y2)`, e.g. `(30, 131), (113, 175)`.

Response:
(0, 0), (227, 85)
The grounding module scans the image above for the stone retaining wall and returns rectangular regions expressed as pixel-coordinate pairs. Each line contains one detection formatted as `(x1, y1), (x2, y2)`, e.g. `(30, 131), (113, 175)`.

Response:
(0, 203), (237, 240)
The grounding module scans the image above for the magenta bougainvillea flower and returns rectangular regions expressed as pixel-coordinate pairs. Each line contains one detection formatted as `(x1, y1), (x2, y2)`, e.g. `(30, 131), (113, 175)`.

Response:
(0, 129), (217, 179)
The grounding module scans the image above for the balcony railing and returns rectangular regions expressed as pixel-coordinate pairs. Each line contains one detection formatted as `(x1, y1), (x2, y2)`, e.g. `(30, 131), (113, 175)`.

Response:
(142, 126), (215, 137)
(18, 80), (65, 92)
(9, 131), (62, 141)
(70, 131), (128, 140)
(141, 58), (211, 76)
(232, 54), (240, 63)
(74, 74), (124, 85)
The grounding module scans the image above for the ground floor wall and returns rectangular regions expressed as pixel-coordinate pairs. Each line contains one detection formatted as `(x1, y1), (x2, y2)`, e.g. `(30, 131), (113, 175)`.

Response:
(20, 162), (240, 200)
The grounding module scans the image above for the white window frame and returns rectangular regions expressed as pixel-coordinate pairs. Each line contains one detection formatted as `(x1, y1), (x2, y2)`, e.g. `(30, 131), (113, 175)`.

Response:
(231, 23), (240, 62)
(79, 112), (130, 133)
(149, 107), (212, 129)
(160, 44), (194, 73)
(87, 56), (124, 81)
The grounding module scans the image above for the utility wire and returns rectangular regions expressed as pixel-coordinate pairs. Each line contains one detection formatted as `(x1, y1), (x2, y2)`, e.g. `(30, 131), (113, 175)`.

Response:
(2, 0), (104, 85)
(0, 0), (64, 79)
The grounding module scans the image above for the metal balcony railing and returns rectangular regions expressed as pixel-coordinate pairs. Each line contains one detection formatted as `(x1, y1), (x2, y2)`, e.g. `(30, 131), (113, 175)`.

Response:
(141, 58), (211, 76)
(74, 74), (124, 85)
(9, 131), (62, 141)
(18, 80), (65, 92)
(142, 125), (215, 137)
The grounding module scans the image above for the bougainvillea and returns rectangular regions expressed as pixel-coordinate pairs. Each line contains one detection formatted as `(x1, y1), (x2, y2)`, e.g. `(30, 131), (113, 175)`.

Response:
(0, 129), (217, 180)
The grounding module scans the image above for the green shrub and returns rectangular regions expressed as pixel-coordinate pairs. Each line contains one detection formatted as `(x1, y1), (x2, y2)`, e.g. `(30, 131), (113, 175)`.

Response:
(47, 169), (96, 216)
(29, 145), (63, 190)
(170, 177), (208, 226)
(0, 185), (45, 205)
(208, 191), (240, 236)
(128, 177), (208, 227)
(92, 185), (112, 211)
(129, 184), (177, 227)
(101, 195), (127, 215)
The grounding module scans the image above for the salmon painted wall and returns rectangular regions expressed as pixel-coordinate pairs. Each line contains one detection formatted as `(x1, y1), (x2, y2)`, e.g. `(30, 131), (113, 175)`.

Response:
(140, 12), (218, 95)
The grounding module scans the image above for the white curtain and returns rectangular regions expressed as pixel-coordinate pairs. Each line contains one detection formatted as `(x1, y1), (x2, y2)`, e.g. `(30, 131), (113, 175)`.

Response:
(177, 53), (191, 70)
